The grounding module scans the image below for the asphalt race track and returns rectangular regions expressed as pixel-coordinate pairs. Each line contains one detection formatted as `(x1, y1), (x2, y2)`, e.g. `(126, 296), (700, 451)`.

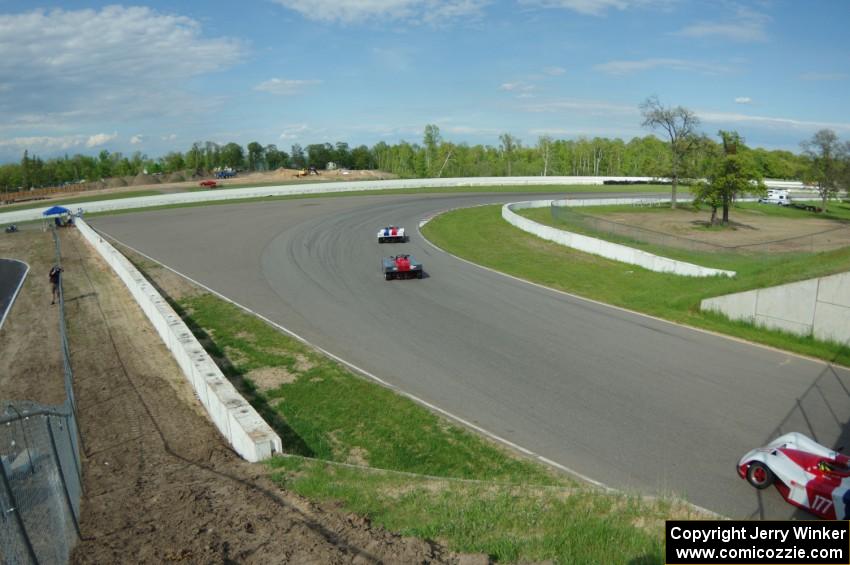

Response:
(90, 191), (850, 519)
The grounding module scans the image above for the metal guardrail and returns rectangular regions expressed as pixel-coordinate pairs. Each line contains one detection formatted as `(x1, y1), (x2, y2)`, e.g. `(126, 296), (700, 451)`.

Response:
(1, 227), (81, 564)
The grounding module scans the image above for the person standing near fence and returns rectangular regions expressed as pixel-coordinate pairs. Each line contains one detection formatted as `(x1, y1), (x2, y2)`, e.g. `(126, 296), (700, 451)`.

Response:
(49, 265), (63, 305)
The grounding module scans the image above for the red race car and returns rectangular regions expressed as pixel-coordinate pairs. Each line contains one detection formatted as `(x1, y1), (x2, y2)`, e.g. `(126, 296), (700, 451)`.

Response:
(738, 432), (850, 519)
(382, 254), (423, 280)
(199, 180), (218, 188)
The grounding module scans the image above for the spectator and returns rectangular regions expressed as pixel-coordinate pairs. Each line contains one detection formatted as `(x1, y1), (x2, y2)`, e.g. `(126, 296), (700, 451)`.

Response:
(49, 265), (63, 305)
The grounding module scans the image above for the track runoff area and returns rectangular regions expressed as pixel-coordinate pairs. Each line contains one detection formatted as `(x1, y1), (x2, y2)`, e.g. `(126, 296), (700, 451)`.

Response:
(86, 190), (850, 551)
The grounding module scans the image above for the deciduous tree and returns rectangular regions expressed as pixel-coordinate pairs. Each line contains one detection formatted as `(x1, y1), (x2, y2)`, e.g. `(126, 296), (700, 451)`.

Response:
(801, 129), (847, 212)
(640, 96), (701, 208)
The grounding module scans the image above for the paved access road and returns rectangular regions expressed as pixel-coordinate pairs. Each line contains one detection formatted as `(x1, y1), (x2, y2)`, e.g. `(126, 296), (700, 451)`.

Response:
(90, 191), (850, 519)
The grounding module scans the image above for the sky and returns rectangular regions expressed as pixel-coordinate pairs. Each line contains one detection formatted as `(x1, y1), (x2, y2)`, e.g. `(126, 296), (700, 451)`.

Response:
(0, 0), (848, 163)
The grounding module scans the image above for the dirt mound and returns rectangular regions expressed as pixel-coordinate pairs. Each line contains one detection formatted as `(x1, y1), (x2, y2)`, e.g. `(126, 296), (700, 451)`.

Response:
(105, 177), (127, 188)
(132, 173), (161, 185)
(165, 172), (185, 183)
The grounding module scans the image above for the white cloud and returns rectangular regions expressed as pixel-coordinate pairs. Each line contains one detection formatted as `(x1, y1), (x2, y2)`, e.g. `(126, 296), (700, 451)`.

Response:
(522, 98), (637, 115)
(698, 111), (850, 133)
(161, 134), (178, 141)
(734, 97), (752, 104)
(594, 58), (731, 75)
(543, 66), (566, 76)
(498, 82), (535, 92)
(799, 72), (849, 81)
(279, 124), (310, 140)
(272, 0), (489, 24)
(0, 7), (245, 136)
(0, 134), (115, 152)
(130, 135), (144, 145)
(517, 0), (665, 17)
(674, 7), (769, 42)
(255, 79), (322, 95)
(86, 132), (117, 148)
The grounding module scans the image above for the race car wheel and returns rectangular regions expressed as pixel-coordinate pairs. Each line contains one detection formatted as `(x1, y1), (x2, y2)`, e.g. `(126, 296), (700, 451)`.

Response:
(385, 272), (392, 281)
(379, 237), (385, 243)
(416, 271), (423, 279)
(746, 462), (774, 489)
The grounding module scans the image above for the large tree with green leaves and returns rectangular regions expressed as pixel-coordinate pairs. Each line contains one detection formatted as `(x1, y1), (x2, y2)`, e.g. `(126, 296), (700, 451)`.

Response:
(640, 96), (702, 208)
(499, 133), (519, 176)
(801, 129), (847, 212)
(695, 131), (765, 225)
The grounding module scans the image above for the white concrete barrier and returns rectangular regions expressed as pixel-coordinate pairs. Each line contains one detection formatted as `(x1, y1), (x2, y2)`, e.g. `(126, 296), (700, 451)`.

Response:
(74, 219), (282, 462)
(503, 200), (736, 278)
(701, 271), (850, 344)
(0, 176), (672, 225)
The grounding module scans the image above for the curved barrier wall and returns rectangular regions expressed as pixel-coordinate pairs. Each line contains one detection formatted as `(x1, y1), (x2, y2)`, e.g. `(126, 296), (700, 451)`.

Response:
(0, 176), (812, 226)
(74, 219), (282, 462)
(701, 271), (850, 344)
(503, 199), (736, 278)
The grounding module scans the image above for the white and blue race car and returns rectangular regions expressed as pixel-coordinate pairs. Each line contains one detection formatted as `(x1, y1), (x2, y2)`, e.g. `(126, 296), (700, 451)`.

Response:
(377, 226), (407, 243)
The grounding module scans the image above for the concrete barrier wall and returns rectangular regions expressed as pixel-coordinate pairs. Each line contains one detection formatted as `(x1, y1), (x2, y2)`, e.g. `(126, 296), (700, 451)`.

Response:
(701, 271), (850, 344)
(74, 219), (282, 461)
(0, 176), (814, 226)
(503, 200), (736, 278)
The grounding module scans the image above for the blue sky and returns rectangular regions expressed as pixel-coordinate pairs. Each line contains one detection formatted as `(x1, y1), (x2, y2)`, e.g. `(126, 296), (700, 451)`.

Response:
(1, 0), (848, 163)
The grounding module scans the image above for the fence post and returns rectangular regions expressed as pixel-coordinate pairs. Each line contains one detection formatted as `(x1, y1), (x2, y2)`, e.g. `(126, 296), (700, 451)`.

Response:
(0, 451), (38, 564)
(45, 416), (81, 538)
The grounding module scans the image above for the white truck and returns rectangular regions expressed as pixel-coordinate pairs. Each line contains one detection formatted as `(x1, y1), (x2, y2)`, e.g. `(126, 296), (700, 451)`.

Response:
(759, 188), (791, 206)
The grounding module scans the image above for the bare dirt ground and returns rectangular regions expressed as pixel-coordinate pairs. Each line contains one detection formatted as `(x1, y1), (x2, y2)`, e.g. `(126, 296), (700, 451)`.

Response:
(0, 227), (470, 564)
(598, 208), (850, 251)
(1, 168), (398, 207)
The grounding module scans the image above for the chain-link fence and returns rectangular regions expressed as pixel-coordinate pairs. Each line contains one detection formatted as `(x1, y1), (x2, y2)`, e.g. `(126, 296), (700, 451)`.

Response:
(551, 202), (850, 254)
(1, 227), (81, 564)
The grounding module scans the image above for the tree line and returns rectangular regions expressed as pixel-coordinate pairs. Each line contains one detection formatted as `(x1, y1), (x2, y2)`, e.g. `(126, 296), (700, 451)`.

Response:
(2, 112), (848, 203)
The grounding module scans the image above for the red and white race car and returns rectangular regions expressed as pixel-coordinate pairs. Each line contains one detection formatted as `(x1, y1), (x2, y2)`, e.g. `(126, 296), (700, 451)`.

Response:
(738, 432), (850, 519)
(377, 226), (407, 243)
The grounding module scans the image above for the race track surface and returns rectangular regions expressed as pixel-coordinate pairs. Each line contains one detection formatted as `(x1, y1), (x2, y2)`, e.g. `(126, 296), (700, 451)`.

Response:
(90, 191), (850, 519)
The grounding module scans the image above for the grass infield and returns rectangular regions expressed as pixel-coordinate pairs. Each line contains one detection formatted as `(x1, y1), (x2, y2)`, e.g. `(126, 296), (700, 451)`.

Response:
(421, 203), (850, 367)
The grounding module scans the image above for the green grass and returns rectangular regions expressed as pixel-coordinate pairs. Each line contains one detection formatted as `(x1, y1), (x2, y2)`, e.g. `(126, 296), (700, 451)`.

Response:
(178, 294), (557, 483)
(268, 457), (675, 564)
(1, 190), (162, 211)
(422, 205), (850, 367)
(138, 288), (684, 564)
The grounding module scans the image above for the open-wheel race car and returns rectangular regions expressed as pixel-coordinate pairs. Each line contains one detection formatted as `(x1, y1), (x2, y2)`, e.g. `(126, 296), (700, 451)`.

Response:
(382, 254), (423, 280)
(738, 432), (850, 519)
(377, 226), (407, 243)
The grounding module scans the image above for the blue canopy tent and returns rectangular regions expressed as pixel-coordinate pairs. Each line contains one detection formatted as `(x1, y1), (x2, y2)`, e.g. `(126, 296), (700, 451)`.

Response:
(42, 206), (71, 217)
(42, 205), (73, 229)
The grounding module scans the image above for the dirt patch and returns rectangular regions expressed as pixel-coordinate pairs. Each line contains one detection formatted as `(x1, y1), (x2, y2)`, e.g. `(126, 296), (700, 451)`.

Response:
(1, 228), (467, 563)
(0, 226), (66, 404)
(246, 366), (299, 392)
(0, 168), (399, 207)
(596, 208), (850, 251)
